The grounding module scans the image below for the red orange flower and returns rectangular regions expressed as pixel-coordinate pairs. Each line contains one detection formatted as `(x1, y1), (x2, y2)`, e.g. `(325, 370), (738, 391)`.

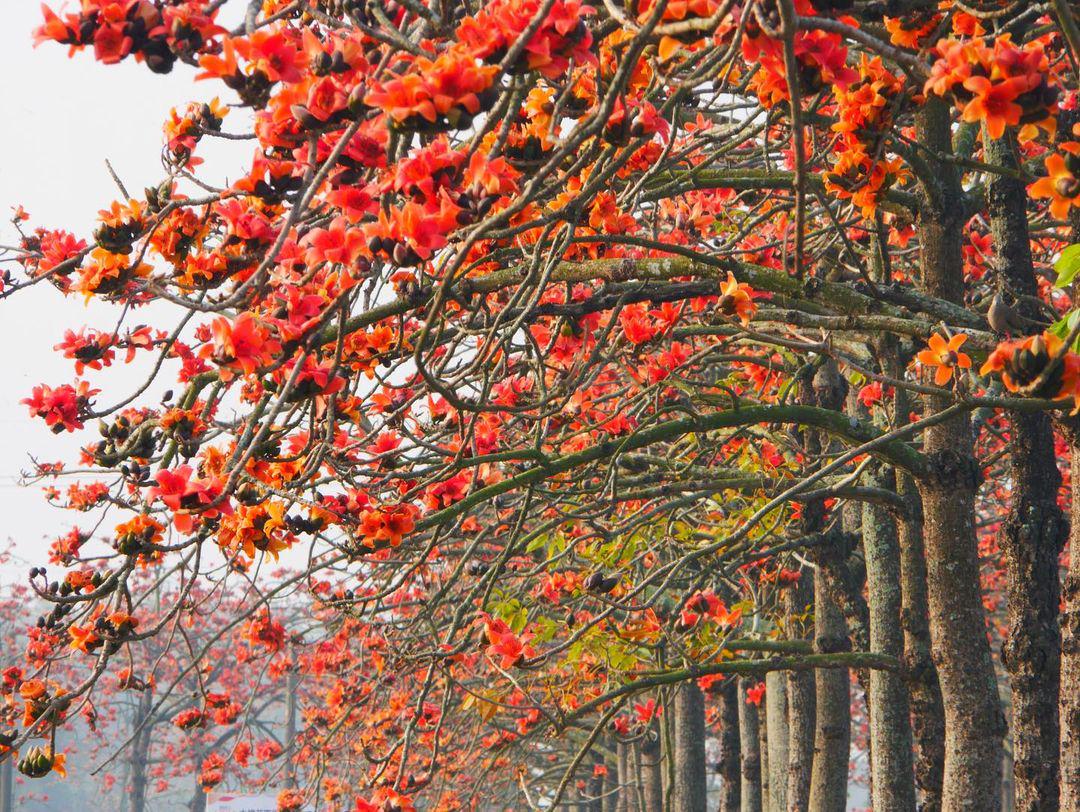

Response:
(717, 272), (756, 325)
(1030, 144), (1080, 220)
(916, 332), (971, 385)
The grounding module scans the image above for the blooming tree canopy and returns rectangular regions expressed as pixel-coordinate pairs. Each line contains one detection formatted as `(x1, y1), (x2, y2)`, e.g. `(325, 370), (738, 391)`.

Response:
(8, 0), (1080, 810)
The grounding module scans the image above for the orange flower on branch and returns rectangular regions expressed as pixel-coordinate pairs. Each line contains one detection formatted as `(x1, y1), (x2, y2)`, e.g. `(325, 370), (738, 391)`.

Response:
(68, 625), (102, 654)
(883, 14), (940, 49)
(717, 272), (756, 325)
(355, 789), (417, 812)
(1030, 143), (1080, 220)
(925, 36), (1058, 141)
(22, 381), (99, 433)
(217, 501), (292, 561)
(203, 313), (281, 379)
(916, 332), (971, 385)
(246, 610), (286, 652)
(457, 0), (596, 80)
(146, 464), (232, 533)
(960, 75), (1031, 139)
(480, 614), (536, 669)
(980, 332), (1080, 407)
(357, 504), (418, 550)
(365, 48), (499, 132)
(76, 247), (151, 301)
(18, 680), (46, 702)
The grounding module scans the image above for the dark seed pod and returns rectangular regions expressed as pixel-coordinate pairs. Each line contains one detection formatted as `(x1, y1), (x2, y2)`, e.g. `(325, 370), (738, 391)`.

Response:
(312, 50), (333, 75)
(467, 559), (489, 577)
(392, 241), (412, 266)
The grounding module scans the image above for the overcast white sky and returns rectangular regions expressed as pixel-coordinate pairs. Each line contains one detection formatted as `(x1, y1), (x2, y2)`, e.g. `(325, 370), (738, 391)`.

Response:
(0, 3), (244, 575)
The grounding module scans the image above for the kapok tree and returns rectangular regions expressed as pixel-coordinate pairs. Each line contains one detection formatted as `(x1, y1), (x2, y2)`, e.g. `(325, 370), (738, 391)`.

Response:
(8, 0), (1080, 810)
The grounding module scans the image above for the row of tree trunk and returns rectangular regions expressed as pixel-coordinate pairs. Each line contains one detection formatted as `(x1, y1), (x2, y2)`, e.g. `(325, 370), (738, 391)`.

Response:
(571, 100), (1080, 812)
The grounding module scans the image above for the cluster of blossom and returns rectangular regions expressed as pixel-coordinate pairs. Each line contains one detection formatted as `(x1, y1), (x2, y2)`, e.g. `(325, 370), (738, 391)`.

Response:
(36, 0), (223, 73)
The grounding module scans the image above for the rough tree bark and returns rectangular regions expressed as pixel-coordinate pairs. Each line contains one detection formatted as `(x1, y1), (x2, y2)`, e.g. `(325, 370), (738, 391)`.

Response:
(914, 98), (1005, 811)
(1059, 426), (1080, 811)
(188, 754), (208, 812)
(285, 664), (299, 790)
(897, 460), (946, 808)
(618, 739), (638, 812)
(672, 681), (707, 812)
(808, 569), (851, 812)
(759, 699), (770, 811)
(810, 521), (870, 697)
(986, 128), (1066, 812)
(603, 737), (621, 812)
(738, 678), (763, 812)
(765, 671), (788, 812)
(784, 572), (816, 812)
(640, 719), (664, 812)
(718, 677), (742, 811)
(862, 466), (917, 810)
(0, 755), (13, 812)
(804, 361), (852, 812)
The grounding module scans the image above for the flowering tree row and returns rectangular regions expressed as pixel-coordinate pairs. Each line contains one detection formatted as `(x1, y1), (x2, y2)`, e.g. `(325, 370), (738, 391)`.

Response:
(6, 0), (1080, 809)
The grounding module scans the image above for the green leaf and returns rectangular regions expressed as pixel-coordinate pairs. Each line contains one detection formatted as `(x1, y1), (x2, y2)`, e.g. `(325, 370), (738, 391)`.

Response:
(1055, 244), (1080, 287)
(525, 534), (548, 554)
(509, 603), (528, 634)
(532, 615), (558, 644)
(1051, 309), (1080, 349)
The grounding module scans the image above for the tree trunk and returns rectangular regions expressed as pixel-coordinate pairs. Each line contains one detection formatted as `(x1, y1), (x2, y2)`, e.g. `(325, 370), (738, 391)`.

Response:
(765, 671), (788, 812)
(880, 295), (944, 808)
(759, 700), (770, 812)
(588, 749), (608, 812)
(785, 573), (816, 811)
(808, 569), (850, 812)
(672, 681), (707, 812)
(189, 779), (208, 812)
(604, 738), (621, 812)
(640, 719), (664, 812)
(780, 364), (824, 812)
(998, 412), (1064, 812)
(898, 467), (946, 812)
(130, 689), (153, 812)
(918, 350), (1005, 812)
(285, 665), (299, 789)
(1060, 434), (1080, 811)
(813, 549), (869, 651)
(1004, 736), (1016, 812)
(718, 677), (741, 811)
(915, 97), (1004, 811)
(986, 128), (1066, 812)
(803, 362), (852, 811)
(0, 754), (13, 812)
(618, 739), (638, 812)
(738, 679), (763, 812)
(862, 468), (916, 810)
(587, 772), (605, 812)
